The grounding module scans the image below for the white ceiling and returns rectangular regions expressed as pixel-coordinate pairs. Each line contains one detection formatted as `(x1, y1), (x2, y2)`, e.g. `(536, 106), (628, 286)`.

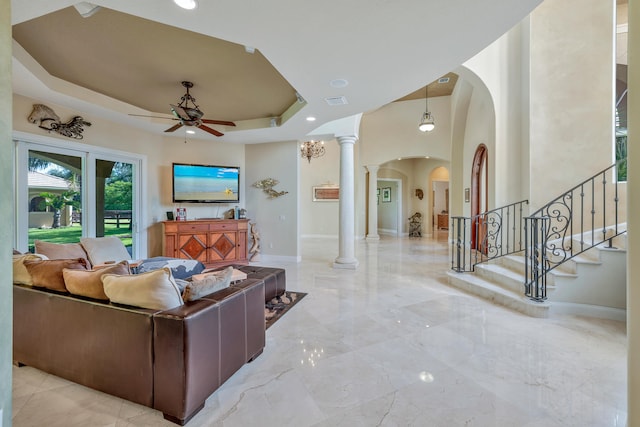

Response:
(11, 0), (543, 144)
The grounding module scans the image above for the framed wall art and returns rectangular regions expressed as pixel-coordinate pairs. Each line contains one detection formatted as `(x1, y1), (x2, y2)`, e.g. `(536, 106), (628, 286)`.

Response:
(382, 187), (391, 203)
(313, 186), (339, 201)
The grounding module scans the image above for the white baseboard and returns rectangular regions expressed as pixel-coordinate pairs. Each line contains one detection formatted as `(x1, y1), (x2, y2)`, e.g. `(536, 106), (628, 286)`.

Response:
(550, 302), (627, 322)
(255, 254), (302, 264)
(300, 234), (338, 239)
(378, 228), (398, 236)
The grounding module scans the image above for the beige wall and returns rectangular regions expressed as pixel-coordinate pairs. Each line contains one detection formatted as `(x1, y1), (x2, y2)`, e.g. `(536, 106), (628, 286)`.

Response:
(529, 0), (615, 209)
(359, 96), (452, 166)
(299, 139), (340, 238)
(460, 21), (528, 213)
(0, 0), (11, 423)
(245, 141), (299, 260)
(628, 0), (639, 423)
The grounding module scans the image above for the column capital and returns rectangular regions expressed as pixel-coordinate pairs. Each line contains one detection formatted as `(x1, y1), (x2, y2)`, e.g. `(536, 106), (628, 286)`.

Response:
(336, 135), (358, 145)
(365, 164), (380, 173)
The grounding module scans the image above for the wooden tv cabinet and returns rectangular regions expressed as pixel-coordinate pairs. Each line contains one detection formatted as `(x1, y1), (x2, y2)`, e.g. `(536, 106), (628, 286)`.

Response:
(162, 219), (249, 268)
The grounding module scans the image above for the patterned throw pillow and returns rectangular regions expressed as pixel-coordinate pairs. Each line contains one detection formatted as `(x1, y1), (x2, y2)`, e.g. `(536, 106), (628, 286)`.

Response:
(63, 261), (130, 300)
(136, 257), (205, 280)
(102, 267), (184, 310)
(182, 266), (233, 302)
(23, 258), (88, 292)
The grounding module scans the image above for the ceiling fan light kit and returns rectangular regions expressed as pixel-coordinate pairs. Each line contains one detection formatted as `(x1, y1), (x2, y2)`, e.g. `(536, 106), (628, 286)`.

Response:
(132, 80), (235, 137)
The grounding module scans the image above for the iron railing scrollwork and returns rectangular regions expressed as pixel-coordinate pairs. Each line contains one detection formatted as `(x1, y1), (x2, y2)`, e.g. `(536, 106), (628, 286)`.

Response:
(524, 162), (626, 301)
(451, 200), (529, 272)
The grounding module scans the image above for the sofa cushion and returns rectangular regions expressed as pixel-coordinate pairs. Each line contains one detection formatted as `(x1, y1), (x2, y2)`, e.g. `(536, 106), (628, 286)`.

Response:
(34, 240), (92, 269)
(23, 258), (88, 292)
(102, 267), (184, 310)
(182, 266), (233, 302)
(63, 261), (131, 301)
(80, 236), (131, 266)
(136, 257), (205, 280)
(12, 253), (48, 285)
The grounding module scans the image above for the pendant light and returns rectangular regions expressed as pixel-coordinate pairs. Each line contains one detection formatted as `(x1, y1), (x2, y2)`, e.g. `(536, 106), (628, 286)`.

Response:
(418, 85), (435, 132)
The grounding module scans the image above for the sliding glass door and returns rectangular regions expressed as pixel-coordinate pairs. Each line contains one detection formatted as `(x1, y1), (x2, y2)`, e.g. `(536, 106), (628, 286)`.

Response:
(15, 136), (144, 258)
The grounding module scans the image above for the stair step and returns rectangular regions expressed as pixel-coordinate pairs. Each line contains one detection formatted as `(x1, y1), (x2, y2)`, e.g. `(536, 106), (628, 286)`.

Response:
(447, 271), (550, 318)
(475, 263), (525, 294)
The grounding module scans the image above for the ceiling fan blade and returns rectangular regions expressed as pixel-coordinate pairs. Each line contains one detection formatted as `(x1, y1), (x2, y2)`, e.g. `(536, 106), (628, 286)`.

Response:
(129, 113), (179, 121)
(201, 119), (236, 127)
(170, 104), (191, 121)
(164, 123), (184, 133)
(198, 124), (224, 137)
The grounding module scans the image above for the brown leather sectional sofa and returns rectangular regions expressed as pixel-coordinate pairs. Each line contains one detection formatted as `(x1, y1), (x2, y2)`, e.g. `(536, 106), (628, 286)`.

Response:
(13, 277), (268, 425)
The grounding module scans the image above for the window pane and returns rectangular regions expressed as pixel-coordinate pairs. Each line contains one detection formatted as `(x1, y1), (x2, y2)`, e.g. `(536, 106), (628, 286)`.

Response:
(96, 159), (134, 256)
(28, 150), (83, 252)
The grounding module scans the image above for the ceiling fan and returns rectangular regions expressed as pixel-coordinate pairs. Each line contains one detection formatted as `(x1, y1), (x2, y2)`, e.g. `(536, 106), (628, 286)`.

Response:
(131, 81), (235, 136)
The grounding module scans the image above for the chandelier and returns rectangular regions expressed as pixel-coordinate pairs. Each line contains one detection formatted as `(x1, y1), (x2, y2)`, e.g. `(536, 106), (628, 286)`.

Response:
(300, 140), (325, 163)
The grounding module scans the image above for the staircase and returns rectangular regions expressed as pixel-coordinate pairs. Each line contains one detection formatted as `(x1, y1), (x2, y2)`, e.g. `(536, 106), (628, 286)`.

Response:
(448, 162), (627, 319)
(447, 227), (626, 318)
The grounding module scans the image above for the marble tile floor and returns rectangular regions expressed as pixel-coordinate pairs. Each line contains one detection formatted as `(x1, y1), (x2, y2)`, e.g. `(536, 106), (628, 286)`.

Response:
(12, 233), (627, 426)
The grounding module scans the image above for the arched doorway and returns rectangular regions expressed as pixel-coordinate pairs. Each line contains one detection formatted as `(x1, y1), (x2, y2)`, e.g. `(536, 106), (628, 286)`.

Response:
(471, 144), (488, 249)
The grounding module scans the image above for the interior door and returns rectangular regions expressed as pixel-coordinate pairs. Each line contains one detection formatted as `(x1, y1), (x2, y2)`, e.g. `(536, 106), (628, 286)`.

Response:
(471, 144), (488, 251)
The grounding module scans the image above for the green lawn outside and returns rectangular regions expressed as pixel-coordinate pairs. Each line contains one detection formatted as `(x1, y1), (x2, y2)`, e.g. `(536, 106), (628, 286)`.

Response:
(28, 224), (133, 252)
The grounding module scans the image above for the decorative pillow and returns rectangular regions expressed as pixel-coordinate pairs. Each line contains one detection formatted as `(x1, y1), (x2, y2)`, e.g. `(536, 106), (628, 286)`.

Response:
(81, 236), (132, 266)
(183, 266), (233, 302)
(173, 278), (189, 293)
(12, 253), (48, 285)
(191, 268), (247, 283)
(102, 267), (184, 310)
(34, 240), (92, 269)
(63, 261), (130, 300)
(23, 258), (88, 292)
(136, 257), (205, 280)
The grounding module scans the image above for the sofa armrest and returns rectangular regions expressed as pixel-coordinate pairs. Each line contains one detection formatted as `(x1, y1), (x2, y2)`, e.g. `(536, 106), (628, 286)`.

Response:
(153, 298), (221, 424)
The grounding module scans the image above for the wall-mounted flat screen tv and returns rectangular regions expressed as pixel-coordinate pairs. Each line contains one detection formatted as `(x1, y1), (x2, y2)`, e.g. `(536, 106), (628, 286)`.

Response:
(172, 163), (240, 203)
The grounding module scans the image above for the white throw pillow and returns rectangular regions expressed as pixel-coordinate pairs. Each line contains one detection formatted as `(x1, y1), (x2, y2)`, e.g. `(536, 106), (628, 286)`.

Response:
(102, 267), (183, 310)
(81, 236), (132, 266)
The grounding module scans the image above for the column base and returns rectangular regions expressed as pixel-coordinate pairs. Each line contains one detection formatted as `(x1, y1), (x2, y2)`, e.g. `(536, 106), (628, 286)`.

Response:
(333, 258), (359, 270)
(365, 235), (380, 242)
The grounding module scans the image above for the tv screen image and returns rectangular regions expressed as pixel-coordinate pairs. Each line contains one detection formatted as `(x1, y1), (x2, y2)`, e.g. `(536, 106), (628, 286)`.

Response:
(172, 163), (240, 203)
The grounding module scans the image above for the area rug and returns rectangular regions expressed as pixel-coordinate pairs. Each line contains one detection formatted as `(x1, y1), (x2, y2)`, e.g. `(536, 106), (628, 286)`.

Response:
(265, 291), (307, 329)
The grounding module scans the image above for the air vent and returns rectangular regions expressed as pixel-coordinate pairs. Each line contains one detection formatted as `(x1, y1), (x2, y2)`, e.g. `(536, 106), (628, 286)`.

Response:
(325, 96), (348, 106)
(438, 77), (450, 84)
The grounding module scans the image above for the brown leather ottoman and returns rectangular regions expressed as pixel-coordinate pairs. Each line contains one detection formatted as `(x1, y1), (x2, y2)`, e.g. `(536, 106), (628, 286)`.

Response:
(230, 265), (286, 301)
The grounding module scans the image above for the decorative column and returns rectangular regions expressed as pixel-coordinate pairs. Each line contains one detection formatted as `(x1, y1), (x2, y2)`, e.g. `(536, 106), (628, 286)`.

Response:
(365, 165), (380, 241)
(333, 136), (359, 269)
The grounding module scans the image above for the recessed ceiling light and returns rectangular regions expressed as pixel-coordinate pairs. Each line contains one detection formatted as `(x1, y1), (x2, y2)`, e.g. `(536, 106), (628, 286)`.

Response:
(330, 79), (349, 88)
(186, 130), (196, 134)
(173, 0), (198, 10)
(306, 116), (316, 122)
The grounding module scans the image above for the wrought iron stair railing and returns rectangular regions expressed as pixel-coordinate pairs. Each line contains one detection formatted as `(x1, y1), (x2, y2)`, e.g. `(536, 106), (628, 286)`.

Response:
(524, 162), (626, 301)
(451, 200), (529, 272)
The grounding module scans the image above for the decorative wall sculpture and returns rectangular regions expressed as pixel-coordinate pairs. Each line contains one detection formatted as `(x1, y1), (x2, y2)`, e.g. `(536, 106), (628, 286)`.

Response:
(252, 178), (288, 199)
(28, 104), (92, 140)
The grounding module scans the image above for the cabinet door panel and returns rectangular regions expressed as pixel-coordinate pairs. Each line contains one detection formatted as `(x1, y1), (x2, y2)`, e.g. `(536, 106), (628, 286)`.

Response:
(208, 232), (237, 262)
(177, 232), (208, 262)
